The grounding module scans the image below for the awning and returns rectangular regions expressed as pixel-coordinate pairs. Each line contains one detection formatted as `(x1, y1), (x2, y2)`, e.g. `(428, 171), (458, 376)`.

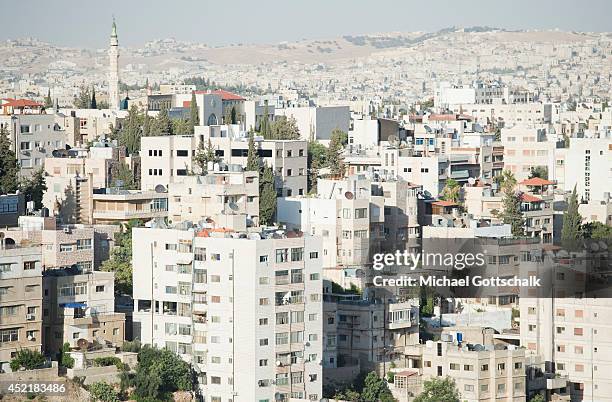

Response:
(61, 302), (87, 309)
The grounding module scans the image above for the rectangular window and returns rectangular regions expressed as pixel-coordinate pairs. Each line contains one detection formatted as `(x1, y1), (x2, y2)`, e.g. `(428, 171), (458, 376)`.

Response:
(276, 248), (288, 263)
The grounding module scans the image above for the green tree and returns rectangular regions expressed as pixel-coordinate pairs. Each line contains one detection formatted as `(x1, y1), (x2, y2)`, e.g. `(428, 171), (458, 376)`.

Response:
(440, 178), (460, 203)
(561, 186), (583, 250)
(327, 128), (347, 177)
(528, 166), (548, 180)
(529, 395), (545, 402)
(496, 170), (524, 237)
(270, 116), (300, 140)
(58, 342), (74, 368)
(246, 129), (259, 172)
(230, 106), (237, 124)
(172, 118), (191, 135)
(88, 382), (119, 402)
(193, 139), (219, 174)
(308, 141), (327, 193)
(10, 349), (46, 371)
(189, 92), (199, 133)
(74, 85), (91, 109)
(0, 126), (19, 194)
(361, 371), (396, 402)
(223, 106), (233, 125)
(119, 105), (143, 155)
(259, 164), (277, 225)
(259, 101), (272, 138)
(90, 86), (97, 109)
(153, 104), (173, 135)
(142, 111), (151, 137)
(582, 221), (612, 241)
(127, 345), (193, 400)
(20, 167), (47, 209)
(413, 377), (460, 402)
(101, 219), (141, 295)
(111, 163), (137, 190)
(44, 89), (53, 109)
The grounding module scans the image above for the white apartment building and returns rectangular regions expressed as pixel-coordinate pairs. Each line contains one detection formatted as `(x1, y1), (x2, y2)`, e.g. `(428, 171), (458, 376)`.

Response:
(0, 245), (43, 373)
(132, 227), (324, 402)
(140, 134), (196, 191)
(167, 170), (259, 229)
(501, 126), (559, 182)
(382, 148), (447, 197)
(197, 125), (308, 197)
(42, 269), (125, 353)
(564, 134), (612, 203)
(278, 175), (420, 288)
(274, 105), (350, 142)
(401, 340), (527, 402)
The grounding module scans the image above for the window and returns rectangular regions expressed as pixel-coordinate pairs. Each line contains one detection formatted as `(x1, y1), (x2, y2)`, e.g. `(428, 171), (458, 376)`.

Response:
(259, 338), (269, 346)
(23, 261), (36, 270)
(176, 150), (189, 157)
(354, 208), (367, 219)
(291, 247), (304, 261)
(260, 255), (268, 263)
(464, 384), (474, 392)
(76, 239), (92, 250)
(309, 252), (318, 259)
(276, 248), (288, 263)
(95, 285), (105, 293)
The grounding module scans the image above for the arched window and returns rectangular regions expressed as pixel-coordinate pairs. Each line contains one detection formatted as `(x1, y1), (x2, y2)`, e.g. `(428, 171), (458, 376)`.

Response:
(207, 113), (218, 126)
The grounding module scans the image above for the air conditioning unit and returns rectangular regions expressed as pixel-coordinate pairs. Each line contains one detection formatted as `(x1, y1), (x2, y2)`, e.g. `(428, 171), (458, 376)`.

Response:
(27, 335), (35, 341)
(63, 227), (71, 234)
(26, 314), (35, 321)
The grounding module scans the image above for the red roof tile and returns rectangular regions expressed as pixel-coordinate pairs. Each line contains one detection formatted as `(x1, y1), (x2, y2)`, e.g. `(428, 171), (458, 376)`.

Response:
(519, 193), (542, 203)
(193, 89), (245, 101)
(432, 200), (459, 207)
(2, 99), (43, 108)
(520, 177), (555, 186)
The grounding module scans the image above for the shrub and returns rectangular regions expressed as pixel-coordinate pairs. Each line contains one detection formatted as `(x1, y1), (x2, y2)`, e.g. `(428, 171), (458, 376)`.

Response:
(10, 349), (45, 371)
(121, 340), (141, 353)
(88, 382), (120, 402)
(59, 342), (74, 368)
(93, 356), (123, 369)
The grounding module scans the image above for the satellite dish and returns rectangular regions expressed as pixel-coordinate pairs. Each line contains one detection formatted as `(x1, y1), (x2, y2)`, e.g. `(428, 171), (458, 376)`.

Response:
(228, 202), (239, 211)
(154, 184), (167, 193)
(388, 135), (399, 146)
(344, 191), (354, 200)
(77, 338), (89, 349)
(468, 177), (476, 185)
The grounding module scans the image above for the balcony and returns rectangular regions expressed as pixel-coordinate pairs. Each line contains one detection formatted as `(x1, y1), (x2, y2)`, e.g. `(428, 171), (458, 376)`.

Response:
(275, 295), (304, 306)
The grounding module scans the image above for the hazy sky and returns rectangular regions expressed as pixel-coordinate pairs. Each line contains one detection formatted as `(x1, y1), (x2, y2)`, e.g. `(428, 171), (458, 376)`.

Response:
(6, 0), (612, 48)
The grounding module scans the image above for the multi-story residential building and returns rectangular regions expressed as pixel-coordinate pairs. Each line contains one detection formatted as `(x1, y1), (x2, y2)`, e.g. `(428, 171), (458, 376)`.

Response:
(0, 244), (43, 373)
(132, 226), (323, 402)
(42, 268), (125, 353)
(42, 142), (127, 223)
(0, 216), (117, 271)
(323, 290), (419, 374)
(521, 296), (612, 402)
(0, 193), (25, 227)
(198, 126), (308, 197)
(382, 148), (447, 197)
(564, 134), (612, 203)
(140, 134), (196, 191)
(86, 188), (168, 226)
(278, 175), (420, 288)
(401, 340), (527, 402)
(516, 224), (612, 402)
(275, 105), (350, 142)
(0, 111), (79, 177)
(501, 126), (559, 182)
(517, 178), (555, 243)
(59, 108), (126, 145)
(167, 170), (259, 228)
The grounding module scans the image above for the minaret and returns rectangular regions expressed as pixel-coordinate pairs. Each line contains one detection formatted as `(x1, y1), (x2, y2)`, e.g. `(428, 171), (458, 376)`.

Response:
(108, 18), (120, 111)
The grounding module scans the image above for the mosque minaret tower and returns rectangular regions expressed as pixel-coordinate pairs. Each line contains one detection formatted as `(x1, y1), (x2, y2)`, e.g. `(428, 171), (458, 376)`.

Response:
(108, 18), (120, 111)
